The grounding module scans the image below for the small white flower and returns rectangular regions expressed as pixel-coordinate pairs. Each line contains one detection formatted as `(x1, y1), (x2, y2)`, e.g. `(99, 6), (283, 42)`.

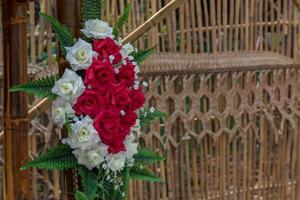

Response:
(143, 81), (149, 87)
(133, 85), (139, 90)
(120, 110), (126, 116)
(65, 39), (98, 71)
(122, 60), (127, 65)
(121, 43), (135, 58)
(114, 68), (120, 74)
(52, 98), (74, 127)
(134, 80), (140, 85)
(81, 19), (113, 39)
(68, 116), (100, 151)
(149, 107), (155, 113)
(106, 152), (127, 172)
(73, 143), (108, 170)
(51, 69), (85, 103)
(109, 55), (115, 63)
(61, 138), (68, 144)
(124, 133), (138, 162)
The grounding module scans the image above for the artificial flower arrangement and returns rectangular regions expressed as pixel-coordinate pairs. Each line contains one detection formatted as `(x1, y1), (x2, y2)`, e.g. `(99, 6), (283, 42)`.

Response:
(10, 1), (165, 200)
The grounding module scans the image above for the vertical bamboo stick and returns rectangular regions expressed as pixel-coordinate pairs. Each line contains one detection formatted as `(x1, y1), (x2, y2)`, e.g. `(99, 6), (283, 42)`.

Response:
(234, 0), (241, 52)
(217, 0), (222, 52)
(46, 0), (53, 67)
(195, 0), (204, 53)
(31, 134), (38, 199)
(228, 0), (234, 51)
(29, 2), (36, 64)
(223, 0), (228, 52)
(210, 0), (217, 53)
(2, 0), (32, 199)
(202, 0), (210, 52)
(259, 0), (263, 50)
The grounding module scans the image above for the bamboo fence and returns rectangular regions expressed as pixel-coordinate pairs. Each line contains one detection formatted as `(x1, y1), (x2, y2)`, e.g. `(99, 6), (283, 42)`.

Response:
(1, 0), (300, 199)
(104, 0), (300, 199)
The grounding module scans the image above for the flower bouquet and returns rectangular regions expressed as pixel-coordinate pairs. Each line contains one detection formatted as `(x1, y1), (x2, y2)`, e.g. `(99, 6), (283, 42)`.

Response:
(10, 1), (165, 199)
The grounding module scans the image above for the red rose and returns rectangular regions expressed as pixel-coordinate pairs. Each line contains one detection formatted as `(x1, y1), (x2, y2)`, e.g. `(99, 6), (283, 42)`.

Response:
(130, 89), (146, 110)
(121, 110), (137, 127)
(93, 108), (121, 142)
(116, 61), (135, 87)
(85, 59), (116, 93)
(105, 83), (131, 109)
(93, 37), (122, 64)
(93, 108), (128, 153)
(107, 134), (126, 153)
(73, 89), (104, 117)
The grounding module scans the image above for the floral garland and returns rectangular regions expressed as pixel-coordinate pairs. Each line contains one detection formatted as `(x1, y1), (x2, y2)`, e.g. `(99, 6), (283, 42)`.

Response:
(53, 23), (145, 172)
(10, 2), (164, 200)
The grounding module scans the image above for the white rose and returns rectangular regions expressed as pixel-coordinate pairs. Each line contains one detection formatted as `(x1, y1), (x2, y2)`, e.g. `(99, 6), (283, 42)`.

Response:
(121, 43), (135, 58)
(51, 98), (74, 127)
(81, 19), (113, 39)
(65, 39), (98, 71)
(106, 152), (126, 172)
(124, 133), (138, 162)
(67, 116), (100, 150)
(73, 143), (108, 170)
(51, 69), (85, 103)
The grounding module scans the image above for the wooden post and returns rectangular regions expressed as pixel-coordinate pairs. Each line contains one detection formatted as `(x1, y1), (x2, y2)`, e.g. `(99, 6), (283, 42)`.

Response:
(56, 1), (81, 199)
(2, 0), (32, 200)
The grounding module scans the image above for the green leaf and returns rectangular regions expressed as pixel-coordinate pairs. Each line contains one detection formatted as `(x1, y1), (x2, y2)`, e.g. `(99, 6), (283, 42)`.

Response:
(134, 148), (164, 165)
(139, 108), (166, 127)
(75, 191), (89, 200)
(112, 5), (131, 37)
(9, 75), (59, 99)
(40, 13), (74, 55)
(20, 145), (77, 170)
(81, 0), (105, 22)
(129, 166), (163, 183)
(78, 166), (98, 200)
(131, 47), (156, 64)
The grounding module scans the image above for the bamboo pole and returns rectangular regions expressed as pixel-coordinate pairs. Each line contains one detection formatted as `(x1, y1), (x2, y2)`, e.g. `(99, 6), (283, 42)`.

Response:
(123, 0), (187, 43)
(2, 0), (32, 199)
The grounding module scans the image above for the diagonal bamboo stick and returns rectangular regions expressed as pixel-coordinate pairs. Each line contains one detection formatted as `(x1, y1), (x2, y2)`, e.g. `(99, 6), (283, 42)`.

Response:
(293, 0), (300, 9)
(0, 0), (186, 144)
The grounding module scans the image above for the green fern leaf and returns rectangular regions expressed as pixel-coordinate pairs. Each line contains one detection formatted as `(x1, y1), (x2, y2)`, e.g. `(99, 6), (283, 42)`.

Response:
(131, 46), (156, 64)
(75, 191), (89, 200)
(78, 166), (98, 200)
(139, 108), (166, 127)
(130, 166), (163, 183)
(9, 75), (59, 99)
(40, 13), (74, 55)
(134, 148), (164, 165)
(112, 5), (131, 37)
(81, 0), (105, 22)
(20, 145), (77, 170)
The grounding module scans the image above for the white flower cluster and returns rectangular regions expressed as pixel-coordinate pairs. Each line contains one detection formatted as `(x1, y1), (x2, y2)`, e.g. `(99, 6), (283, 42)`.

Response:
(51, 19), (140, 171)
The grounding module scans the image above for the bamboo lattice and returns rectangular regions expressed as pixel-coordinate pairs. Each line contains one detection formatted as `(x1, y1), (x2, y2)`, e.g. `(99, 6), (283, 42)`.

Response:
(105, 0), (299, 59)
(1, 0), (300, 199)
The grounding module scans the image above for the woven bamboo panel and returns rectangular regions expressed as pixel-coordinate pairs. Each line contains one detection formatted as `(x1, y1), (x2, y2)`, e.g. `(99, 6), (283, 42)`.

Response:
(126, 54), (300, 200)
(105, 0), (299, 59)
